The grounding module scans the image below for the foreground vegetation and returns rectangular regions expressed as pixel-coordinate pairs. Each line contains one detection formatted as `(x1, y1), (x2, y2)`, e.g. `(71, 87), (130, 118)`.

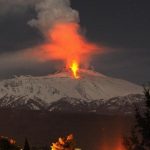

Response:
(123, 86), (150, 150)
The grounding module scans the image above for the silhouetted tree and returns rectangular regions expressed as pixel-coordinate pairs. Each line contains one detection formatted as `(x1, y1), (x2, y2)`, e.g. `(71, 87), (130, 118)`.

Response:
(23, 138), (30, 150)
(123, 86), (150, 150)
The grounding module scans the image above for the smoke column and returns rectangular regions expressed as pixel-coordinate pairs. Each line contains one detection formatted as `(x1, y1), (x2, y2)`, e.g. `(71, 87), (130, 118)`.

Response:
(28, 0), (99, 71)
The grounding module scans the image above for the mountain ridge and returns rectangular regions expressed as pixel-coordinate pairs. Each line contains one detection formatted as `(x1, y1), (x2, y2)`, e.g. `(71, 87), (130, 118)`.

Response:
(0, 69), (144, 114)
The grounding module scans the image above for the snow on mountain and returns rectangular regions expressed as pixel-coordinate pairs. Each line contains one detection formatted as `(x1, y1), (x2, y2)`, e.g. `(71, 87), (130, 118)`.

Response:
(0, 69), (144, 114)
(0, 69), (142, 105)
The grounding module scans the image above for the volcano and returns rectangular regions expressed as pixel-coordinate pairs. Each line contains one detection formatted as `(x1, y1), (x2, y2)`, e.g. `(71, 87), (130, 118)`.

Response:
(0, 69), (143, 114)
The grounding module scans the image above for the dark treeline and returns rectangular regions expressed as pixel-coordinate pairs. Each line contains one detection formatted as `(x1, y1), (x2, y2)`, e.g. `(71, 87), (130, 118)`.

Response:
(123, 86), (150, 150)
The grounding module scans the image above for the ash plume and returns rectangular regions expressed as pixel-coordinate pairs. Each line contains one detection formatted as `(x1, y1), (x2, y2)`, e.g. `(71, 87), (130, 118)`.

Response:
(28, 0), (79, 35)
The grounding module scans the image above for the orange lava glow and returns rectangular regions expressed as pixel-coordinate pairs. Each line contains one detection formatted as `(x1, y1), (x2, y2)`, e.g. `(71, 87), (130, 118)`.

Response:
(100, 137), (125, 150)
(70, 60), (80, 79)
(33, 22), (99, 78)
(9, 139), (16, 145)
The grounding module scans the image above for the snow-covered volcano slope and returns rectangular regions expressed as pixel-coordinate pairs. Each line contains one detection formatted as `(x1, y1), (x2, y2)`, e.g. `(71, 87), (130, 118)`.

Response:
(0, 69), (142, 104)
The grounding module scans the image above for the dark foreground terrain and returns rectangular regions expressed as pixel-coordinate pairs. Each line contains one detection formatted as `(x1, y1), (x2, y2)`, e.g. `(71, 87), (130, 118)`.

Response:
(0, 109), (134, 150)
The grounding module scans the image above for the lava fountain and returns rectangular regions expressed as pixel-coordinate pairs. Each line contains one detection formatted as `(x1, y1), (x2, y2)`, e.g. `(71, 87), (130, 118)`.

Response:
(70, 60), (80, 79)
(33, 22), (99, 79)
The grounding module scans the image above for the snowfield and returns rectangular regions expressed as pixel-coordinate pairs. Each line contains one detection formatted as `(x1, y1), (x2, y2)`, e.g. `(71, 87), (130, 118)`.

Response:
(0, 69), (144, 114)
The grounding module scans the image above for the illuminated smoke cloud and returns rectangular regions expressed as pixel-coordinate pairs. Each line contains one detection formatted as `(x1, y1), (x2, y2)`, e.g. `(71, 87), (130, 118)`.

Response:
(33, 22), (98, 67)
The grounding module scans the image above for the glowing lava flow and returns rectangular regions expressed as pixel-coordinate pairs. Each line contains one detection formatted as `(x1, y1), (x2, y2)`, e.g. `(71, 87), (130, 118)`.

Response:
(70, 61), (80, 79)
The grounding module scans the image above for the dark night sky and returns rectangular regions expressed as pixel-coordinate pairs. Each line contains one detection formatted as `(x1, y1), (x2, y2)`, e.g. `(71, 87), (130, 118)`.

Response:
(0, 0), (149, 84)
